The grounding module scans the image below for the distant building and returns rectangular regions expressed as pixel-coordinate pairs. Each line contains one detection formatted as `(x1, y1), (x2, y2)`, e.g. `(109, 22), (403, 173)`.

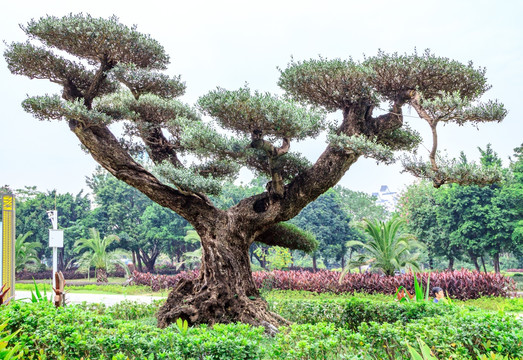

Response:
(372, 185), (398, 212)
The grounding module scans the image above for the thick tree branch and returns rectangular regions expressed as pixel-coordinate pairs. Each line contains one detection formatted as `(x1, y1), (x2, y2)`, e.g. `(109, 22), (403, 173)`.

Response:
(251, 134), (291, 198)
(369, 99), (405, 137)
(410, 92), (434, 125)
(250, 134), (290, 157)
(429, 124), (439, 172)
(233, 106), (364, 230)
(138, 125), (183, 168)
(67, 119), (220, 225)
(84, 57), (114, 107)
(275, 138), (290, 156)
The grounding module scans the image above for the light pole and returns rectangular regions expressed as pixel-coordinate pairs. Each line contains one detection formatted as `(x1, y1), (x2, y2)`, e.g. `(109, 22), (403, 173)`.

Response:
(47, 210), (63, 289)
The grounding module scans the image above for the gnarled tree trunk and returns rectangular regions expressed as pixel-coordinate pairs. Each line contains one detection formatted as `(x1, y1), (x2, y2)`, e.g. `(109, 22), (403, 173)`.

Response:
(157, 223), (288, 332)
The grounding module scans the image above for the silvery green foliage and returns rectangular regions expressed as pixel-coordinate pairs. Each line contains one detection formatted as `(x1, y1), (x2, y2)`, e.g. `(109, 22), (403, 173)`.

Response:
(328, 133), (395, 165)
(278, 50), (506, 187)
(176, 118), (251, 158)
(22, 14), (169, 69)
(198, 86), (327, 141)
(401, 153), (503, 186)
(154, 161), (224, 195)
(278, 57), (378, 111)
(363, 49), (490, 101)
(379, 125), (422, 152)
(192, 160), (241, 179)
(246, 151), (312, 181)
(110, 63), (186, 99)
(4, 42), (118, 96)
(23, 95), (113, 124)
(93, 90), (136, 120)
(6, 14), (508, 195)
(419, 91), (507, 125)
(256, 222), (318, 253)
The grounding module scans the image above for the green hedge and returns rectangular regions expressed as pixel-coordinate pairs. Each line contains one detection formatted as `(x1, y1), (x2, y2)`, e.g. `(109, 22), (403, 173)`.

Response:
(268, 297), (465, 330)
(1, 302), (264, 360)
(1, 300), (521, 359)
(356, 311), (523, 359)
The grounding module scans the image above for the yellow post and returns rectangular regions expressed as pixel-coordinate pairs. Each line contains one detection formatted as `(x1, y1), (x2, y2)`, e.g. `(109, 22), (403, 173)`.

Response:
(1, 194), (15, 300)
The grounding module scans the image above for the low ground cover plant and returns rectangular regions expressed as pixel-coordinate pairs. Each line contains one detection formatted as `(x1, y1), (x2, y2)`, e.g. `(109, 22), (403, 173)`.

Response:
(131, 269), (516, 300)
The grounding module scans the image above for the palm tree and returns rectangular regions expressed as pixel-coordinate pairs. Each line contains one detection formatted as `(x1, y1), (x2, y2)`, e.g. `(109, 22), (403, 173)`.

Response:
(73, 228), (122, 283)
(341, 218), (424, 278)
(15, 231), (42, 272)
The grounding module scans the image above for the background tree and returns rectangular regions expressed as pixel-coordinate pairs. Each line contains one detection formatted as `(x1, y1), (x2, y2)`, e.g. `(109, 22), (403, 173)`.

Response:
(342, 218), (423, 277)
(87, 167), (152, 271)
(5, 14), (506, 329)
(290, 189), (360, 270)
(15, 189), (91, 270)
(334, 186), (389, 222)
(509, 144), (523, 267)
(399, 181), (462, 270)
(138, 203), (190, 271)
(178, 229), (203, 270)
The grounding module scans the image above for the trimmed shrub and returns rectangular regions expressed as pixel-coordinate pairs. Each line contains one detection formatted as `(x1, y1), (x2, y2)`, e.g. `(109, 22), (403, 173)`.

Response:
(2, 300), (521, 360)
(1, 301), (264, 360)
(355, 311), (523, 359)
(268, 297), (463, 330)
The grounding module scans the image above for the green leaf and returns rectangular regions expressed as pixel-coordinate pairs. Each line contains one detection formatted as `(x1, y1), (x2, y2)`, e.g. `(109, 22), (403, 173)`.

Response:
(413, 273), (423, 301)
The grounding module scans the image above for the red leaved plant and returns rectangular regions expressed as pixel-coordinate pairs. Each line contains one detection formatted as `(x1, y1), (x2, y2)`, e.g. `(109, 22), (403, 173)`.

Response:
(130, 269), (516, 300)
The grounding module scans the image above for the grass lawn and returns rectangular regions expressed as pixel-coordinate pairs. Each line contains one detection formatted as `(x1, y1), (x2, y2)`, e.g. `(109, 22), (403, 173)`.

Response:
(15, 281), (169, 296)
(17, 276), (128, 285)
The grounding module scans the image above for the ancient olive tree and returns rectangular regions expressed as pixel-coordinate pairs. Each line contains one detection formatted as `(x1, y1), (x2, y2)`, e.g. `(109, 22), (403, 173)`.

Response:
(5, 14), (506, 330)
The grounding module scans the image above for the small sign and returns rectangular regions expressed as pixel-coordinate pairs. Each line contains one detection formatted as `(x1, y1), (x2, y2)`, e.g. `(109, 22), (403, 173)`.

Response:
(49, 229), (64, 248)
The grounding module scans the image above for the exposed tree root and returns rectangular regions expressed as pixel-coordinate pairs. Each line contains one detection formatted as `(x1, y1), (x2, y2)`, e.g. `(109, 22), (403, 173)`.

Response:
(157, 278), (289, 335)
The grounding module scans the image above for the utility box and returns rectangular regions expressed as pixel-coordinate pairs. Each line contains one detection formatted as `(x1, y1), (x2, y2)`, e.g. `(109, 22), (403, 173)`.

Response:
(49, 229), (64, 248)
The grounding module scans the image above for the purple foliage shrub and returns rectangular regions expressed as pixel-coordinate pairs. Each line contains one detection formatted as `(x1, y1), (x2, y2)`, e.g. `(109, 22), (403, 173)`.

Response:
(130, 269), (516, 300)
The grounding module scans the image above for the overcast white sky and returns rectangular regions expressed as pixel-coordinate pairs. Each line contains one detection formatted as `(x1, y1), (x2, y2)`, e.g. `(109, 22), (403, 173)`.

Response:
(1, 0), (522, 197)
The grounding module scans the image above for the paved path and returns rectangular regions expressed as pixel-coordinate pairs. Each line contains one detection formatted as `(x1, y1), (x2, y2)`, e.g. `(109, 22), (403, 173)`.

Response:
(15, 291), (166, 306)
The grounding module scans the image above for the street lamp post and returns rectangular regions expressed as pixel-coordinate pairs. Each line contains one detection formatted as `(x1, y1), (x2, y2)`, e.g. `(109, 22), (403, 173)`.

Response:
(47, 210), (63, 289)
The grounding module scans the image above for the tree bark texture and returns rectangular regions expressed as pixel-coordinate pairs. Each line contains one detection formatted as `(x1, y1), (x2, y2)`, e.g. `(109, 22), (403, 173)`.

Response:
(157, 221), (288, 331)
(96, 268), (108, 283)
